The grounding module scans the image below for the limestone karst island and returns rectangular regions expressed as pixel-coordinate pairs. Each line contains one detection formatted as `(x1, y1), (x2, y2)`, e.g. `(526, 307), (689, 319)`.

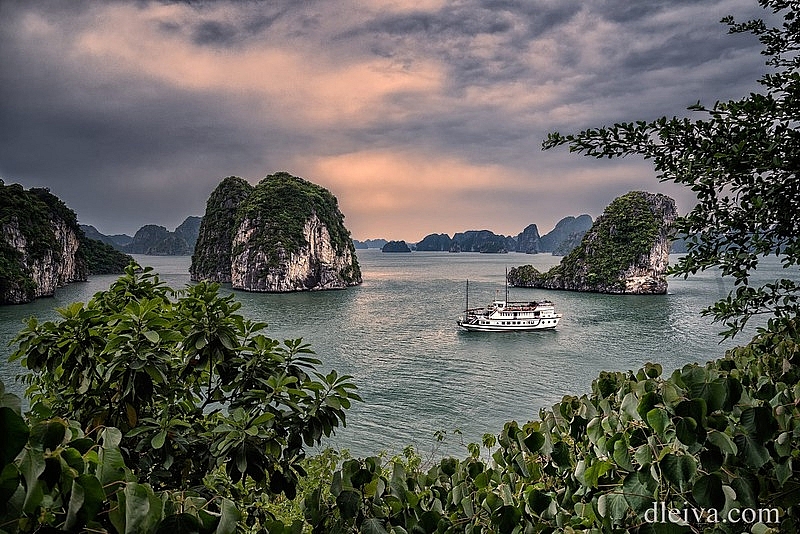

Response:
(191, 172), (362, 292)
(508, 191), (676, 294)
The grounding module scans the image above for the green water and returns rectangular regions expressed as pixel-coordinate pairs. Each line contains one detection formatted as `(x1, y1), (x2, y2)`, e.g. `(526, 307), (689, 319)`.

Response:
(0, 250), (783, 457)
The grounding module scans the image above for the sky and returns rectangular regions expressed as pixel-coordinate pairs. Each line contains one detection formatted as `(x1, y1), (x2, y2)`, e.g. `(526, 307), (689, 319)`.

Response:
(0, 0), (773, 242)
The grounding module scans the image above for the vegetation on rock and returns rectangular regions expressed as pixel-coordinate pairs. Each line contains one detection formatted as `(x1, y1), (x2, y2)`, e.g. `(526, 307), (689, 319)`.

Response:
(191, 176), (254, 282)
(193, 172), (361, 290)
(77, 234), (133, 274)
(382, 240), (412, 253)
(1, 181), (129, 303)
(509, 191), (675, 294)
(234, 172), (358, 269)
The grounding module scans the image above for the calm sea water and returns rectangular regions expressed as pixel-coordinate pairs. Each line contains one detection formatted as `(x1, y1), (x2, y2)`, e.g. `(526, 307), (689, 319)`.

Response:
(0, 251), (787, 458)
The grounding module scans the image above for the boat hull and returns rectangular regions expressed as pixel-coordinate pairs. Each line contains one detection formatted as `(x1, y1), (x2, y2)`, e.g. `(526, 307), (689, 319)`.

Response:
(457, 316), (561, 332)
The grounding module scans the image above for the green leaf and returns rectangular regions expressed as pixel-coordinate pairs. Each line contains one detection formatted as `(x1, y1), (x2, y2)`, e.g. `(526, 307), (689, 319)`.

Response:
(584, 460), (612, 488)
(522, 431), (545, 453)
(337, 489), (361, 520)
(29, 419), (67, 451)
(613, 439), (635, 471)
(623, 470), (656, 514)
(123, 482), (162, 534)
(645, 408), (669, 436)
(65, 474), (106, 530)
(151, 430), (167, 450)
(143, 330), (160, 343)
(692, 474), (725, 510)
(660, 454), (696, 492)
(707, 429), (737, 456)
(361, 517), (389, 534)
(215, 498), (240, 534)
(734, 433), (771, 470)
(0, 406), (29, 465)
(494, 505), (522, 534)
(598, 491), (629, 521)
(19, 448), (46, 514)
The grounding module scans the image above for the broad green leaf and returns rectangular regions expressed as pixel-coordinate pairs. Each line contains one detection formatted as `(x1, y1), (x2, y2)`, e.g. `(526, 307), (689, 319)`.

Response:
(623, 470), (656, 514)
(337, 489), (361, 520)
(151, 430), (167, 449)
(692, 474), (725, 510)
(660, 454), (696, 492)
(123, 482), (162, 534)
(361, 517), (389, 534)
(598, 491), (628, 521)
(143, 330), (160, 343)
(584, 460), (612, 488)
(0, 406), (29, 465)
(29, 419), (67, 451)
(707, 430), (737, 456)
(734, 433), (771, 470)
(645, 408), (669, 435)
(494, 505), (522, 534)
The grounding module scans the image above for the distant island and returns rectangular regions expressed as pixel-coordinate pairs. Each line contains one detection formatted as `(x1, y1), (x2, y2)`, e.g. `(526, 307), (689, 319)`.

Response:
(0, 181), (131, 304)
(353, 238), (388, 249)
(364, 214), (594, 256)
(508, 191), (676, 294)
(382, 240), (411, 253)
(83, 216), (202, 256)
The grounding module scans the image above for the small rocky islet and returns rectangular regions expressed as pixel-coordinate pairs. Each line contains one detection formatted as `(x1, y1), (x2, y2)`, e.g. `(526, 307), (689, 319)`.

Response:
(508, 191), (677, 294)
(190, 172), (362, 292)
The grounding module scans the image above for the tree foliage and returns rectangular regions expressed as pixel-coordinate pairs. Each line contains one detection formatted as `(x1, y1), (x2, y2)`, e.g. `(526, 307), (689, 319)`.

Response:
(8, 263), (361, 531)
(543, 0), (800, 338)
(1, 381), (241, 534)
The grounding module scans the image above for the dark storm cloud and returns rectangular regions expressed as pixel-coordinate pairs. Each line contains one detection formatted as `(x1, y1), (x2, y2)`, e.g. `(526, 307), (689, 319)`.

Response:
(0, 0), (777, 239)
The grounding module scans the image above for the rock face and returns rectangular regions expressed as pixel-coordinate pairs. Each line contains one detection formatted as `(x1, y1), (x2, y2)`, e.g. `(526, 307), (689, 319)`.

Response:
(515, 224), (541, 253)
(450, 230), (512, 253)
(1, 183), (88, 304)
(79, 224), (133, 250)
(123, 216), (201, 255)
(508, 192), (677, 294)
(539, 214), (593, 254)
(192, 172), (362, 292)
(415, 233), (452, 251)
(382, 240), (412, 253)
(191, 177), (254, 283)
(353, 238), (387, 249)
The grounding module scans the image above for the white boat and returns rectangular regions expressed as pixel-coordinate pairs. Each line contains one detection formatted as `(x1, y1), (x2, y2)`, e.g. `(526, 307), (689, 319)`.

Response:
(457, 299), (562, 331)
(457, 276), (562, 332)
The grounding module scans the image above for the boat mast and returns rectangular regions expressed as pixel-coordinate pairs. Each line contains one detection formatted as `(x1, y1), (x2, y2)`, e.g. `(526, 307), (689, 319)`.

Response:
(505, 266), (509, 303)
(465, 279), (469, 312)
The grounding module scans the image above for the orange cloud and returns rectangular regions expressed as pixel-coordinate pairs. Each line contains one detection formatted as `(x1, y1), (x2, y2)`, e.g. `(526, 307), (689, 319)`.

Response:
(63, 3), (443, 126)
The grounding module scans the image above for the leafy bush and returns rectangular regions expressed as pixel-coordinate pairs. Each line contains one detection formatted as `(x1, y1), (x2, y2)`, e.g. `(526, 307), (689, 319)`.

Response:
(9, 263), (361, 531)
(0, 380), (240, 533)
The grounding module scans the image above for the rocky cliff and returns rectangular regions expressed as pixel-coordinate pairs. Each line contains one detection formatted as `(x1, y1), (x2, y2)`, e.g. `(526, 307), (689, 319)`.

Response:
(192, 172), (361, 292)
(191, 177), (254, 282)
(450, 230), (513, 253)
(415, 233), (451, 251)
(515, 224), (541, 254)
(508, 192), (677, 294)
(539, 214), (593, 254)
(0, 182), (105, 304)
(382, 240), (412, 252)
(123, 216), (201, 255)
